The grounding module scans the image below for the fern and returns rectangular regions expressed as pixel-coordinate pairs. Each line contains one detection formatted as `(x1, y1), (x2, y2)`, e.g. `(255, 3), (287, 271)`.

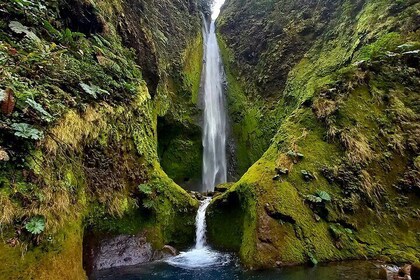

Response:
(138, 184), (153, 195)
(142, 199), (155, 209)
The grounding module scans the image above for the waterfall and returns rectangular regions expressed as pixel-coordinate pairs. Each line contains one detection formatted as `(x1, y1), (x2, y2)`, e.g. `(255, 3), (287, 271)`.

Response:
(202, 20), (227, 192)
(166, 0), (230, 269)
(166, 197), (229, 269)
(195, 198), (211, 249)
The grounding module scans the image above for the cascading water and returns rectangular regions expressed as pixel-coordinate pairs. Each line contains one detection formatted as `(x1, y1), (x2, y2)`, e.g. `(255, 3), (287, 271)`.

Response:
(166, 0), (230, 269)
(201, 18), (227, 192)
(201, 0), (227, 193)
(166, 198), (230, 269)
(195, 198), (211, 249)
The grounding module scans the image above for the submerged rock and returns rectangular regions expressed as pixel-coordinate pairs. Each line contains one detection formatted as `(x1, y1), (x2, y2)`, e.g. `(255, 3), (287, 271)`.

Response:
(152, 245), (179, 261)
(379, 264), (400, 279)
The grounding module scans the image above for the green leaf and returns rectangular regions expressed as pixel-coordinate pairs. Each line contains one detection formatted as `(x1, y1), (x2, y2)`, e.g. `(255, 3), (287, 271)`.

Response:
(80, 83), (109, 99)
(43, 20), (61, 38)
(25, 216), (45, 235)
(316, 190), (331, 202)
(308, 252), (318, 265)
(11, 0), (33, 8)
(305, 194), (322, 203)
(138, 184), (153, 195)
(11, 123), (44, 140)
(9, 21), (40, 42)
(26, 98), (53, 122)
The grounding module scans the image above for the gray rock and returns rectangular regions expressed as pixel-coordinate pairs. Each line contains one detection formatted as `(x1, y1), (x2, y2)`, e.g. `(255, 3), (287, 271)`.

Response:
(161, 245), (178, 256)
(94, 235), (154, 270)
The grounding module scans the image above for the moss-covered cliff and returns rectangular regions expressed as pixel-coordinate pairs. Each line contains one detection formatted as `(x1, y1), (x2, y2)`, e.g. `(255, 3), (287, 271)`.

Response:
(208, 0), (420, 269)
(0, 0), (207, 279)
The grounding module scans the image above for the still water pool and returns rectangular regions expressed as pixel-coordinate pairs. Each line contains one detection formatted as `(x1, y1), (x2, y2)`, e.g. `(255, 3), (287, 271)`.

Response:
(92, 257), (382, 280)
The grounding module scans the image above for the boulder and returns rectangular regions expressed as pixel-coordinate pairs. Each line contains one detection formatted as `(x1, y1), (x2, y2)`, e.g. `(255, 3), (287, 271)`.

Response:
(215, 182), (234, 192)
(412, 263), (420, 280)
(379, 265), (399, 280)
(161, 245), (178, 256)
(94, 235), (154, 270)
(399, 264), (411, 277)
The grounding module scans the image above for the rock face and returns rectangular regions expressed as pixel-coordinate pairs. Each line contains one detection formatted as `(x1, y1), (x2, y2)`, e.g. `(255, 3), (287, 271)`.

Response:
(0, 0), (205, 279)
(208, 0), (420, 269)
(412, 263), (420, 280)
(94, 235), (154, 270)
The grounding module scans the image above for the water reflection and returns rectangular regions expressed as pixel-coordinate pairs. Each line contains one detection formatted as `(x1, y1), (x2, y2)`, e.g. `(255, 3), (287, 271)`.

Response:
(92, 260), (381, 280)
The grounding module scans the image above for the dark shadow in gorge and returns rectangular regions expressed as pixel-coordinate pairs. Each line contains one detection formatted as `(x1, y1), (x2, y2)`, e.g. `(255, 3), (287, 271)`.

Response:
(157, 116), (203, 191)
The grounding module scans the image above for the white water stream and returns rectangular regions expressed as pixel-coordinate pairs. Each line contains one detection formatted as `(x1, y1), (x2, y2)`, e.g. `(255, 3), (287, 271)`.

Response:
(201, 17), (227, 192)
(166, 0), (230, 269)
(166, 198), (230, 269)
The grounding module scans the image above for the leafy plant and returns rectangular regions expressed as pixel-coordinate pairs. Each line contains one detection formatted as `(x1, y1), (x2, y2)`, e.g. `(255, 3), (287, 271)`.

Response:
(60, 28), (85, 46)
(138, 184), (153, 195)
(11, 123), (44, 140)
(11, 0), (35, 8)
(43, 21), (85, 47)
(305, 190), (332, 203)
(42, 20), (61, 39)
(9, 21), (40, 42)
(80, 82), (110, 99)
(305, 194), (322, 203)
(316, 190), (331, 202)
(25, 216), (45, 234)
(26, 98), (53, 122)
(142, 199), (155, 209)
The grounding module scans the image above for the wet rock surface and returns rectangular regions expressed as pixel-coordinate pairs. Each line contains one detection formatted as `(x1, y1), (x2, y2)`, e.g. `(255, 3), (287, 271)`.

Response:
(94, 235), (154, 270)
(378, 263), (418, 280)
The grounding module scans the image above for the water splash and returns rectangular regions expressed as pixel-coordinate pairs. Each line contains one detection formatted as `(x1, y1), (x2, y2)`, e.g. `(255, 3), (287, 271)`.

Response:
(166, 198), (230, 269)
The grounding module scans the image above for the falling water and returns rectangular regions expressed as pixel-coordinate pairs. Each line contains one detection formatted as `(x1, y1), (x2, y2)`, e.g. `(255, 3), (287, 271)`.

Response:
(195, 198), (211, 249)
(165, 2), (231, 269)
(166, 198), (230, 269)
(202, 18), (227, 192)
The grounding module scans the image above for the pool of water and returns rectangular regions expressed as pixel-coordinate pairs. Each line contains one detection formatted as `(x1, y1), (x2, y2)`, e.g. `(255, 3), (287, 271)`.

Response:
(91, 257), (382, 280)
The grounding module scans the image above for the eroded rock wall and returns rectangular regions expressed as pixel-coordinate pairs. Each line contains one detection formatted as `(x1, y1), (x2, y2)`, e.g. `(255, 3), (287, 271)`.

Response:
(208, 0), (420, 269)
(0, 0), (207, 278)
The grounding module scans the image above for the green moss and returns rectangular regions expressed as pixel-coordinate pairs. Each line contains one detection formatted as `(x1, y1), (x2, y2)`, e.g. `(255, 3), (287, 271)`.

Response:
(217, 35), (278, 175)
(184, 33), (204, 104)
(355, 32), (403, 60)
(209, 0), (420, 269)
(207, 191), (244, 251)
(0, 0), (204, 276)
(157, 118), (202, 184)
(0, 218), (86, 280)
